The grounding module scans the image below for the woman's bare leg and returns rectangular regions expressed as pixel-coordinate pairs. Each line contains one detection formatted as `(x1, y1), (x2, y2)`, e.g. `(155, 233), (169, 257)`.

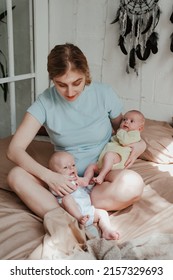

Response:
(91, 169), (144, 211)
(94, 209), (119, 240)
(7, 166), (60, 218)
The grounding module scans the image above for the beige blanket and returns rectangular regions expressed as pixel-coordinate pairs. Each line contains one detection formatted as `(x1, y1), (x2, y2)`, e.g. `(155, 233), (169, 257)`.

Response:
(1, 122), (173, 259)
(29, 185), (173, 260)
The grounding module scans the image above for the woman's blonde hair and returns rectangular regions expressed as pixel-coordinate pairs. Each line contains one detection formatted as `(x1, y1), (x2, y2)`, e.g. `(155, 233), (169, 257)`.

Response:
(47, 43), (91, 85)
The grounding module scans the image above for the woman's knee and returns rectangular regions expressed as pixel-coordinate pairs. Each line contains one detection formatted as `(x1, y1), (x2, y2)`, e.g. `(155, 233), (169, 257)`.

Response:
(7, 166), (26, 191)
(118, 169), (144, 198)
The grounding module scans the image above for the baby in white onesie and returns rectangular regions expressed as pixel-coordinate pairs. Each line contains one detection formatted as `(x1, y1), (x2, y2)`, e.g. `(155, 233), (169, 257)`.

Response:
(48, 151), (119, 240)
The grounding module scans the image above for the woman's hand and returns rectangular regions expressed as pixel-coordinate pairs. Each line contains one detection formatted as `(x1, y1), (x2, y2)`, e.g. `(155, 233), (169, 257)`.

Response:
(46, 170), (78, 197)
(125, 139), (146, 168)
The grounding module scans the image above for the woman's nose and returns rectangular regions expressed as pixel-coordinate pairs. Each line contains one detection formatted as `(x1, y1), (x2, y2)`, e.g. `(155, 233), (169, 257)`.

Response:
(67, 86), (74, 96)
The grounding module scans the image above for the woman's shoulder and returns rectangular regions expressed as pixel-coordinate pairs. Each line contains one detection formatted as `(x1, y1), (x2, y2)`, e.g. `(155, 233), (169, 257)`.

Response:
(38, 86), (55, 98)
(37, 86), (58, 104)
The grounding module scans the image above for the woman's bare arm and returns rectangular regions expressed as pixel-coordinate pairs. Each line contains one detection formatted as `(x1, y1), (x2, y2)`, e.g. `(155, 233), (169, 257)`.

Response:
(7, 112), (77, 196)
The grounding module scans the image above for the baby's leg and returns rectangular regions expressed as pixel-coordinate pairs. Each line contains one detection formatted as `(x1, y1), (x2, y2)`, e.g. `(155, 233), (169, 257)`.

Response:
(94, 152), (121, 184)
(94, 208), (119, 240)
(62, 194), (89, 225)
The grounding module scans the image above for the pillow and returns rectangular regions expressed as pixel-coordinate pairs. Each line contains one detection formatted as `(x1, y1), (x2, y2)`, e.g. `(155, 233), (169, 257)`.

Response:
(0, 136), (54, 192)
(140, 119), (173, 163)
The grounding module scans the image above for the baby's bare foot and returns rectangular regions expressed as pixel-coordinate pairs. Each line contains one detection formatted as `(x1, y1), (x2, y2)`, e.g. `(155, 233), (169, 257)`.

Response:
(102, 230), (120, 240)
(93, 176), (104, 184)
(79, 215), (90, 225)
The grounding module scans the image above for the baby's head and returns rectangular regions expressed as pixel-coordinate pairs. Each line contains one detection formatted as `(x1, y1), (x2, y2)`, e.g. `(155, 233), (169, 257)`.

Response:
(49, 151), (77, 177)
(120, 110), (145, 132)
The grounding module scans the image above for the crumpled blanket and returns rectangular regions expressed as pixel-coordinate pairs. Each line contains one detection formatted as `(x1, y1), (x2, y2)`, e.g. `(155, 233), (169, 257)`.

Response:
(28, 184), (173, 260)
(85, 234), (173, 260)
(29, 205), (173, 260)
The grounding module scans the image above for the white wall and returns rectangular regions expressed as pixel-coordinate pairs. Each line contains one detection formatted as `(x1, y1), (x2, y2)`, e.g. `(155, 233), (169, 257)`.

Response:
(48, 0), (173, 123)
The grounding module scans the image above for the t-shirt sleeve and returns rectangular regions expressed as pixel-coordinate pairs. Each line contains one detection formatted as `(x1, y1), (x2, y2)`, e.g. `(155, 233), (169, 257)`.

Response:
(105, 85), (123, 119)
(27, 95), (46, 125)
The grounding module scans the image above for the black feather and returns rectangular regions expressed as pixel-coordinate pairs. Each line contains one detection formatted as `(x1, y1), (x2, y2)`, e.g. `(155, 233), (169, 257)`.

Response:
(134, 19), (139, 37)
(170, 11), (173, 23)
(143, 46), (151, 60)
(153, 7), (161, 29)
(124, 15), (132, 37)
(149, 32), (159, 54)
(136, 44), (151, 61)
(111, 7), (121, 24)
(118, 35), (128, 55)
(141, 15), (153, 34)
(146, 32), (158, 54)
(129, 48), (136, 69)
(136, 44), (145, 60)
(170, 33), (173, 52)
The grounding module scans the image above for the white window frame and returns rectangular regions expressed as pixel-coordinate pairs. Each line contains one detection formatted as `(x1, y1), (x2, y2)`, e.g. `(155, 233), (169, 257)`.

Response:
(0, 0), (49, 134)
(34, 0), (49, 97)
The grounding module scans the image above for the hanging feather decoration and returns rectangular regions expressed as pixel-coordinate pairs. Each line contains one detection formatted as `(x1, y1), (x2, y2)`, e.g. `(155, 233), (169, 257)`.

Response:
(147, 32), (159, 54)
(170, 33), (173, 53)
(124, 15), (132, 36)
(136, 44), (150, 61)
(129, 48), (136, 69)
(111, 0), (161, 74)
(170, 9), (173, 52)
(170, 10), (173, 24)
(141, 15), (153, 34)
(111, 7), (121, 24)
(118, 35), (128, 55)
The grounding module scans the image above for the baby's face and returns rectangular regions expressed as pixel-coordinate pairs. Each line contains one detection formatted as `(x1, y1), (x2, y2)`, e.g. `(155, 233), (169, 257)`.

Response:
(120, 112), (143, 131)
(55, 155), (78, 178)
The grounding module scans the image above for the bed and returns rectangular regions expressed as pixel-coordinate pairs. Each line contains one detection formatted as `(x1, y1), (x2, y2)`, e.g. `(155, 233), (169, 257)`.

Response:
(1, 119), (173, 260)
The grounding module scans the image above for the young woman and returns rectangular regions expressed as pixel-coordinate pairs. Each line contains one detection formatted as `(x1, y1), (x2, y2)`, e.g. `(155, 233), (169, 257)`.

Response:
(7, 43), (145, 218)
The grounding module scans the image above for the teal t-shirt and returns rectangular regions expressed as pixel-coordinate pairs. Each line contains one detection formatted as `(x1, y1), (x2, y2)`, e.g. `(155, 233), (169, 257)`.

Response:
(27, 81), (123, 175)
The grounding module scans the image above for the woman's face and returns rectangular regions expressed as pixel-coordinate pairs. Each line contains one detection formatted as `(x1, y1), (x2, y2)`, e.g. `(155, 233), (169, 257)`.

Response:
(53, 69), (86, 102)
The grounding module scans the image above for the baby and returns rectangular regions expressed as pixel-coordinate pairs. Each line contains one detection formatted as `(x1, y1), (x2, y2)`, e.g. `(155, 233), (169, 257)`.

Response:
(49, 151), (119, 240)
(83, 110), (145, 185)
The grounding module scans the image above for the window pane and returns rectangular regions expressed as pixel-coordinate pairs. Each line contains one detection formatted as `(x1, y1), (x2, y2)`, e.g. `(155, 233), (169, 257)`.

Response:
(0, 0), (34, 137)
(16, 79), (33, 127)
(0, 93), (11, 138)
(0, 0), (8, 96)
(13, 0), (34, 75)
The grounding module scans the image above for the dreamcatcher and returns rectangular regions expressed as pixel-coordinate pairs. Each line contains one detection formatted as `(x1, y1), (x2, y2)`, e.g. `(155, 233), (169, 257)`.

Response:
(111, 0), (161, 74)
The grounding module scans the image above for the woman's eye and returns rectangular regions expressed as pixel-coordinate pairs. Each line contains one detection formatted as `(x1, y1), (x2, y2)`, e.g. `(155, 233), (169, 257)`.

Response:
(73, 81), (81, 86)
(58, 83), (66, 88)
